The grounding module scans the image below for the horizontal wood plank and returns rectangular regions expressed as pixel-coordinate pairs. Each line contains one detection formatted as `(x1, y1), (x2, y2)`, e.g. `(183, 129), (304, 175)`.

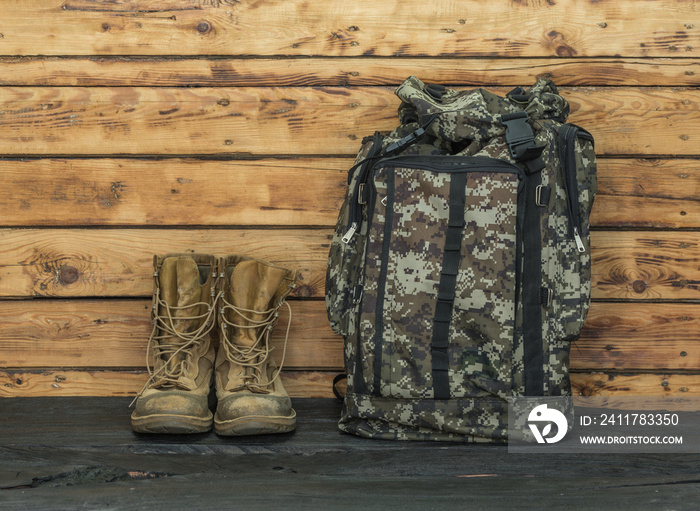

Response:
(0, 1), (697, 57)
(0, 229), (330, 299)
(1, 229), (698, 300)
(574, 303), (700, 371)
(1, 157), (698, 229)
(0, 300), (697, 372)
(1, 87), (700, 156)
(0, 369), (697, 398)
(0, 300), (343, 370)
(2, 57), (700, 87)
(591, 158), (700, 229)
(591, 231), (700, 300)
(0, 369), (338, 398)
(571, 373), (700, 398)
(0, 158), (348, 227)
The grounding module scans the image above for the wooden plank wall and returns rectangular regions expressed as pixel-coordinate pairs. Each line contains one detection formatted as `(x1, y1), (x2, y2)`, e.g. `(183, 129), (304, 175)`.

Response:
(0, 0), (698, 399)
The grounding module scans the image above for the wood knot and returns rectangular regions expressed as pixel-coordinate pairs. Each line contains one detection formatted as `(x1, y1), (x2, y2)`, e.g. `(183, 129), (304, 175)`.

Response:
(632, 280), (647, 293)
(294, 285), (313, 298)
(196, 21), (212, 34)
(580, 386), (593, 397)
(59, 265), (80, 285)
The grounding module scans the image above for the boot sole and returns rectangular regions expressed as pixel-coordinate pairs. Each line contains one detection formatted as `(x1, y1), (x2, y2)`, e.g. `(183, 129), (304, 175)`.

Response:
(214, 412), (296, 436)
(131, 413), (213, 434)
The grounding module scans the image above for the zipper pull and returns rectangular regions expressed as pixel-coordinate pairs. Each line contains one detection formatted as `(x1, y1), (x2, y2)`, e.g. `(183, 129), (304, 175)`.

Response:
(342, 222), (358, 244)
(573, 227), (586, 253)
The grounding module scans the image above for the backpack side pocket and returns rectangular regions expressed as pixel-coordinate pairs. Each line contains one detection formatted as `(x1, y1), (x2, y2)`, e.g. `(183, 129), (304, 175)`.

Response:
(554, 124), (597, 341)
(326, 133), (383, 337)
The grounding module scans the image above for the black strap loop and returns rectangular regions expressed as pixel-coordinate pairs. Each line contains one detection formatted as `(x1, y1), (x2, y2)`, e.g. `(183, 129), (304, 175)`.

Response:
(332, 373), (347, 401)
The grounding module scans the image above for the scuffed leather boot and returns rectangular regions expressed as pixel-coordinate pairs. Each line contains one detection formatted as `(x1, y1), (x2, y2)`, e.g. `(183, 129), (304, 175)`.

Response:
(131, 254), (219, 434)
(214, 256), (298, 436)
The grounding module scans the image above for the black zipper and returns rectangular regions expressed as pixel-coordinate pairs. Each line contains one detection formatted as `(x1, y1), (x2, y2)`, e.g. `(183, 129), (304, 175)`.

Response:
(342, 132), (385, 244)
(558, 124), (590, 253)
(373, 155), (525, 176)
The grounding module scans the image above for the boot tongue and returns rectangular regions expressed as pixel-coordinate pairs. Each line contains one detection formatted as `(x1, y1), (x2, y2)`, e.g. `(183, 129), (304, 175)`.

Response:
(224, 259), (289, 391)
(157, 257), (203, 384)
(227, 259), (288, 347)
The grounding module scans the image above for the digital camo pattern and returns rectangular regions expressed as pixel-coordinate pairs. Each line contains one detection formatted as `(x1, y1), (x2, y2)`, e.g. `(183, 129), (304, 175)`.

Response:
(355, 166), (518, 401)
(339, 392), (508, 442)
(396, 76), (569, 145)
(328, 76), (597, 441)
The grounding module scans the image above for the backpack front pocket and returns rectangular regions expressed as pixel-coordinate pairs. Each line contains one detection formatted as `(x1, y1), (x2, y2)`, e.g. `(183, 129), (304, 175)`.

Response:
(357, 156), (521, 400)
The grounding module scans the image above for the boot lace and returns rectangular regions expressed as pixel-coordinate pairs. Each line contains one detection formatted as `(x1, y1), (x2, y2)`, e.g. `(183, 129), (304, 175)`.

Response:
(218, 298), (292, 394)
(129, 286), (221, 407)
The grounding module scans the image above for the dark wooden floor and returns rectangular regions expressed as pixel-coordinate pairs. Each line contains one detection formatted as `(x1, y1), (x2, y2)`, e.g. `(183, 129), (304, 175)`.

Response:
(1, 398), (699, 510)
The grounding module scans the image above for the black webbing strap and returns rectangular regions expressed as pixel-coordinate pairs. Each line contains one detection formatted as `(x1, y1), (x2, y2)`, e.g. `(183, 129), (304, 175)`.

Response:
(431, 173), (467, 400)
(523, 174), (545, 396)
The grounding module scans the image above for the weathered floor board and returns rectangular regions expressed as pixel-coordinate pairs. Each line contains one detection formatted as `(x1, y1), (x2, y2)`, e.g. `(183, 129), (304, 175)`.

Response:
(0, 398), (698, 510)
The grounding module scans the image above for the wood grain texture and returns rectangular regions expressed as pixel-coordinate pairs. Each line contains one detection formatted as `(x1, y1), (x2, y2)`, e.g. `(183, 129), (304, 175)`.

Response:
(0, 299), (343, 370)
(1, 369), (697, 398)
(3, 400), (699, 510)
(2, 157), (698, 229)
(591, 231), (700, 300)
(0, 228), (330, 299)
(0, 369), (337, 398)
(0, 300), (697, 372)
(1, 87), (700, 156)
(1, 229), (697, 300)
(591, 158), (700, 229)
(0, 1), (697, 57)
(0, 0), (697, 404)
(2, 57), (700, 87)
(575, 303), (700, 371)
(571, 373), (700, 397)
(0, 158), (347, 227)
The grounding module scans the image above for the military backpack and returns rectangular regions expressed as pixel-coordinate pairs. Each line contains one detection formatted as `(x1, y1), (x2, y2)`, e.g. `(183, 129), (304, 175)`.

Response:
(326, 76), (597, 441)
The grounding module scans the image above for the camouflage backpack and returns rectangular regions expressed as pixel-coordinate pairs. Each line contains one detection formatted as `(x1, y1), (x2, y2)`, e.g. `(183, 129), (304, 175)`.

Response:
(326, 76), (596, 441)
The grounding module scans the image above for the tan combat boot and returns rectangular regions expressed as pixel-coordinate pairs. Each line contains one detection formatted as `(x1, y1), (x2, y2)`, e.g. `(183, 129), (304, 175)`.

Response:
(131, 254), (219, 434)
(214, 255), (298, 436)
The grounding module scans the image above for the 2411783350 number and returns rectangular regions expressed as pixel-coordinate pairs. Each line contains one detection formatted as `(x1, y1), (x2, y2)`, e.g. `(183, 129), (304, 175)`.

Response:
(598, 413), (680, 427)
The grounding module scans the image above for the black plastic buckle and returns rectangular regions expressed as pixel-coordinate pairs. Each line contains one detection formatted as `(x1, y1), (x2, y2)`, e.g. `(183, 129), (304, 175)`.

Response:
(500, 111), (545, 163)
(384, 127), (426, 155)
